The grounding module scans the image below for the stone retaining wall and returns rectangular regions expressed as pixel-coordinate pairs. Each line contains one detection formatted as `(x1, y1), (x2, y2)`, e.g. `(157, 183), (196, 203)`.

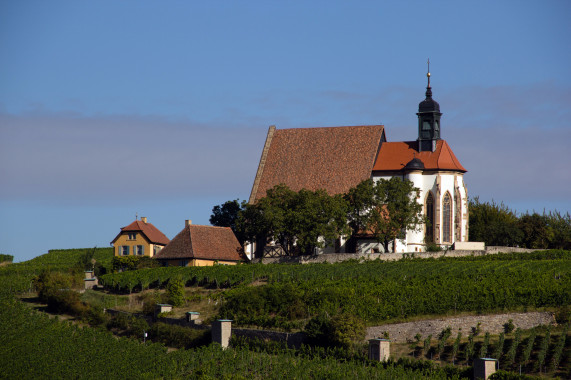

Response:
(366, 312), (555, 343)
(253, 246), (540, 265)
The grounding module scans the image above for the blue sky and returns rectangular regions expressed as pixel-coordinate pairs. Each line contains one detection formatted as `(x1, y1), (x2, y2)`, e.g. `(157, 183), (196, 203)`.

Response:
(1, 1), (570, 262)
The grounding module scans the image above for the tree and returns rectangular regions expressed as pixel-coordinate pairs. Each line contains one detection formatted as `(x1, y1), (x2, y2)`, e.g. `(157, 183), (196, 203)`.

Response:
(236, 184), (349, 256)
(345, 178), (424, 253)
(210, 199), (246, 244)
(518, 213), (554, 249)
(468, 197), (523, 246)
(546, 211), (571, 249)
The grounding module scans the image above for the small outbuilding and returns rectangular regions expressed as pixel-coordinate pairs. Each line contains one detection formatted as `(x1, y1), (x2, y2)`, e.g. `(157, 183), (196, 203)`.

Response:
(154, 220), (243, 267)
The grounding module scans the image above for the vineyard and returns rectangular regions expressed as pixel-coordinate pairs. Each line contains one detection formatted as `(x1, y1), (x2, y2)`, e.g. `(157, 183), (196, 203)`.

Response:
(0, 295), (465, 379)
(99, 250), (571, 327)
(0, 247), (113, 294)
(2, 248), (570, 378)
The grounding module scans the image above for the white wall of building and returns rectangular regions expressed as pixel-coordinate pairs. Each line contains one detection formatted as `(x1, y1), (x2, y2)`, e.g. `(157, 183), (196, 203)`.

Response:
(372, 171), (468, 252)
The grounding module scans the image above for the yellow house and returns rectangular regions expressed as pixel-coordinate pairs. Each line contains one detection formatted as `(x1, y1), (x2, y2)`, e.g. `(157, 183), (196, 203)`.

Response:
(154, 220), (243, 266)
(111, 217), (170, 257)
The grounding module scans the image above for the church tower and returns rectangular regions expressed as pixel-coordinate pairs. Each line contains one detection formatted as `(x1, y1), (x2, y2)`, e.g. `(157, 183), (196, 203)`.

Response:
(417, 60), (442, 152)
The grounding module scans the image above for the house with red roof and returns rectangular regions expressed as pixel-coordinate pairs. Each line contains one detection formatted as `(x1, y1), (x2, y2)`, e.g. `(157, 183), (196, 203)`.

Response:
(111, 217), (170, 257)
(248, 67), (468, 254)
(154, 220), (243, 266)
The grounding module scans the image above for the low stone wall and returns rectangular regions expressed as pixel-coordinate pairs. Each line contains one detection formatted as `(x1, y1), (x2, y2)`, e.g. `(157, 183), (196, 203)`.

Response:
(366, 312), (555, 343)
(233, 328), (307, 348)
(253, 246), (541, 265)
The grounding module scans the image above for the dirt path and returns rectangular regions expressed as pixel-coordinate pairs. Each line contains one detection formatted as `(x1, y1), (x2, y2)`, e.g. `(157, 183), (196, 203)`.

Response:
(367, 312), (555, 343)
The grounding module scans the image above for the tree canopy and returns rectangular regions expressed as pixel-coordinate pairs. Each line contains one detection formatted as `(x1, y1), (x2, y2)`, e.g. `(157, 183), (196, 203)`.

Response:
(212, 177), (424, 256)
(468, 197), (571, 249)
(345, 178), (424, 253)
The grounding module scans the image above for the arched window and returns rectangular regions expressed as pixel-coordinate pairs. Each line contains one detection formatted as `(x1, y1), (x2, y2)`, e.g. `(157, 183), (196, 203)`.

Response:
(425, 192), (434, 243)
(443, 192), (452, 243)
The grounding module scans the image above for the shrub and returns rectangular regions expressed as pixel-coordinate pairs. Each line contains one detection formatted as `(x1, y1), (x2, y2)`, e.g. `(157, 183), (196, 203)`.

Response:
(304, 313), (365, 349)
(426, 243), (442, 252)
(328, 313), (365, 349)
(165, 278), (185, 307)
(504, 319), (515, 334)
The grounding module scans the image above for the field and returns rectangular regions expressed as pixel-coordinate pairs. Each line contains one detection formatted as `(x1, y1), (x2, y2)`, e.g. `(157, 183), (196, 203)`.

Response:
(1, 248), (570, 378)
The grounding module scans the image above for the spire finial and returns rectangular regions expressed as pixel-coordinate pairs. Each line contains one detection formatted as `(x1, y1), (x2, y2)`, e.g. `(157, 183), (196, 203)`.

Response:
(425, 58), (433, 99)
(427, 58), (431, 88)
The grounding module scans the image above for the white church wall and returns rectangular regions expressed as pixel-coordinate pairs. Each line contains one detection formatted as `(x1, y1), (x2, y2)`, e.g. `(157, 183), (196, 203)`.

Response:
(372, 170), (468, 252)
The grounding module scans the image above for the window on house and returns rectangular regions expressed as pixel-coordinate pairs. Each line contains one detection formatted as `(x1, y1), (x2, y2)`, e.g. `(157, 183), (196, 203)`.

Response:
(443, 193), (452, 243)
(121, 246), (129, 256)
(181, 260), (188, 267)
(128, 233), (136, 240)
(136, 245), (144, 255)
(425, 192), (434, 243)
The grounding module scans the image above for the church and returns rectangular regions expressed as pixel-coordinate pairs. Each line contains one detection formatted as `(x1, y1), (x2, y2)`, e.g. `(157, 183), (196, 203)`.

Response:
(248, 68), (469, 254)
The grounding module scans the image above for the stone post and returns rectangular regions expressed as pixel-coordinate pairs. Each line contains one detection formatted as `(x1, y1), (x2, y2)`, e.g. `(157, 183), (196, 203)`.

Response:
(154, 304), (172, 319)
(212, 319), (232, 348)
(473, 358), (497, 380)
(186, 311), (200, 324)
(368, 339), (390, 361)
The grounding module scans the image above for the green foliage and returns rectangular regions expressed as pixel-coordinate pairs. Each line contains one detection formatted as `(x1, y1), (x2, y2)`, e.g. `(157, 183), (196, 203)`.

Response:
(488, 370), (537, 380)
(328, 313), (366, 349)
(479, 331), (490, 358)
(504, 319), (515, 334)
(423, 334), (432, 357)
(2, 296), (462, 379)
(0, 248), (113, 294)
(165, 277), (185, 307)
(549, 323), (568, 372)
(469, 197), (523, 246)
(469, 197), (571, 249)
(493, 332), (505, 360)
(535, 327), (550, 372)
(149, 322), (210, 349)
(238, 184), (349, 256)
(426, 243), (442, 252)
(465, 334), (475, 362)
(210, 199), (247, 244)
(303, 313), (365, 349)
(101, 252), (571, 326)
(506, 328), (522, 365)
(112, 255), (159, 273)
(520, 329), (536, 365)
(451, 332), (462, 362)
(0, 254), (13, 263)
(437, 327), (452, 358)
(345, 178), (424, 252)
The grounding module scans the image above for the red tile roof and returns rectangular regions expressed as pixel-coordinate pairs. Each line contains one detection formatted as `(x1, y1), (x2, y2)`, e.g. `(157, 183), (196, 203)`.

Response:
(250, 125), (385, 202)
(155, 224), (242, 262)
(110, 220), (170, 245)
(372, 140), (466, 173)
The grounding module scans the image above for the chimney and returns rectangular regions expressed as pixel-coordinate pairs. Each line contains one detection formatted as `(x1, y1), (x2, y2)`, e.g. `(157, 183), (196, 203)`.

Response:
(185, 220), (192, 227)
(141, 217), (147, 224)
